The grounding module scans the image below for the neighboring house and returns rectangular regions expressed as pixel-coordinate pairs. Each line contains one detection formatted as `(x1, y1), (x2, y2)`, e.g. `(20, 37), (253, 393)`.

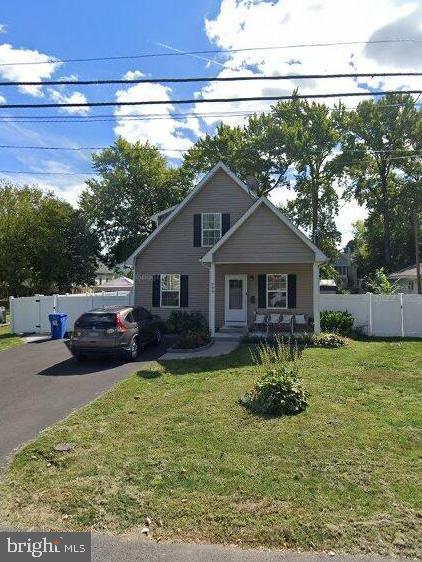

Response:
(95, 262), (115, 286)
(389, 265), (421, 294)
(334, 250), (358, 289)
(128, 162), (326, 335)
(320, 279), (337, 294)
(93, 276), (134, 292)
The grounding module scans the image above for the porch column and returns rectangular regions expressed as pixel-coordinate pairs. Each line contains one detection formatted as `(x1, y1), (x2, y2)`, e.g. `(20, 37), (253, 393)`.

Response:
(209, 262), (216, 337)
(313, 262), (321, 334)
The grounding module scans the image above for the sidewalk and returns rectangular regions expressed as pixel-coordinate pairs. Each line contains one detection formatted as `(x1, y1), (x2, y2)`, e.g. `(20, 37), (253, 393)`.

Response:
(160, 340), (239, 360)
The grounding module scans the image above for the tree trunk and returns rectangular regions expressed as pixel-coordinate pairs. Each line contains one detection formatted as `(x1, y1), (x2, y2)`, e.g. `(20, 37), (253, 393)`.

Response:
(380, 173), (391, 267)
(414, 210), (422, 295)
(311, 171), (319, 245)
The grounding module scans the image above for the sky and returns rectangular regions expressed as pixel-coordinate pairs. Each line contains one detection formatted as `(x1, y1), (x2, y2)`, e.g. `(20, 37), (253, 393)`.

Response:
(0, 0), (421, 246)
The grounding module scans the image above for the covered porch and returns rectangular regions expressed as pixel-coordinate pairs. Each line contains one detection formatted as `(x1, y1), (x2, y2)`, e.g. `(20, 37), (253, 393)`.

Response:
(208, 262), (321, 337)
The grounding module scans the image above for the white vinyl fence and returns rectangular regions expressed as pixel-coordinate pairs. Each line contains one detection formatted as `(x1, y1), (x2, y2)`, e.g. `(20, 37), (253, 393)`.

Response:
(10, 292), (133, 334)
(320, 293), (422, 337)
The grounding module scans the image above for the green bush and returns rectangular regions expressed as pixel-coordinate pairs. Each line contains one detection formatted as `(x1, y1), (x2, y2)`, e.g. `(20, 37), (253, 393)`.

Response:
(166, 311), (208, 334)
(320, 310), (353, 335)
(240, 363), (308, 416)
(175, 329), (211, 349)
(240, 338), (308, 416)
(314, 332), (346, 348)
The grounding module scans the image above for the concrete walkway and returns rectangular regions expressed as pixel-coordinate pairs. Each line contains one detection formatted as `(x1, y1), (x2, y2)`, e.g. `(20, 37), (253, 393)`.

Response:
(160, 340), (239, 360)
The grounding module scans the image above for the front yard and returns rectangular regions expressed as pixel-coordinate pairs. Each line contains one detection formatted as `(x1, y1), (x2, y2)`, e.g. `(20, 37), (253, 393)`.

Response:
(0, 323), (22, 351)
(0, 340), (421, 557)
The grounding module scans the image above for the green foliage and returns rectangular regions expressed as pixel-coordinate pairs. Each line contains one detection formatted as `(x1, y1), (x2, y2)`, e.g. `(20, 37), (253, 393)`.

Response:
(0, 182), (99, 297)
(240, 337), (308, 416)
(314, 333), (346, 348)
(320, 310), (354, 335)
(175, 329), (211, 350)
(166, 311), (208, 334)
(79, 138), (189, 266)
(320, 263), (340, 283)
(240, 363), (308, 416)
(361, 268), (395, 294)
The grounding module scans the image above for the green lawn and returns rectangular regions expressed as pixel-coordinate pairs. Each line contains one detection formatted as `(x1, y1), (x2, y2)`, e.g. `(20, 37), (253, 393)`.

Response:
(0, 341), (421, 557)
(0, 323), (22, 351)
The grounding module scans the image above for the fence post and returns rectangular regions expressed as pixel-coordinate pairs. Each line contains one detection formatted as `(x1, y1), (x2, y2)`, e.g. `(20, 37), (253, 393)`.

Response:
(367, 292), (373, 336)
(9, 296), (14, 334)
(400, 293), (405, 337)
(53, 294), (57, 312)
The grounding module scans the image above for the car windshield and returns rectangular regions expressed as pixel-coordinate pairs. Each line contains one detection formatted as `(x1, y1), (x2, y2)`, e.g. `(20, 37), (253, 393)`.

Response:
(76, 313), (116, 329)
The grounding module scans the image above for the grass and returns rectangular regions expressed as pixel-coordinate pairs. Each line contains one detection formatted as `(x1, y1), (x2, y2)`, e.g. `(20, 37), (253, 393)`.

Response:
(0, 340), (421, 557)
(0, 323), (23, 351)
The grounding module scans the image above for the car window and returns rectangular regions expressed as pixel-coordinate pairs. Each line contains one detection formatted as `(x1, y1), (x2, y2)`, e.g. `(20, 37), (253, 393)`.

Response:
(125, 311), (135, 323)
(76, 313), (116, 329)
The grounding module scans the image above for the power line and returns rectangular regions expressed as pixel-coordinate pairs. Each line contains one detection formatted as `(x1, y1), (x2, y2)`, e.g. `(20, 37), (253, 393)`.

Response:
(1, 71), (421, 87)
(0, 39), (420, 66)
(0, 144), (421, 156)
(0, 89), (420, 109)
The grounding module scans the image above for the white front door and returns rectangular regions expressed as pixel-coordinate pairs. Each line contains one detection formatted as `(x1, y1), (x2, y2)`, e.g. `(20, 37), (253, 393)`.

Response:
(224, 274), (247, 326)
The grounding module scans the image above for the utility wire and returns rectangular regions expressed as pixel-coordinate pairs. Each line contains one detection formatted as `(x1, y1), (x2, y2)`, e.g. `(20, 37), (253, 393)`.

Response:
(0, 39), (420, 66)
(1, 72), (421, 87)
(0, 144), (421, 156)
(0, 89), (420, 109)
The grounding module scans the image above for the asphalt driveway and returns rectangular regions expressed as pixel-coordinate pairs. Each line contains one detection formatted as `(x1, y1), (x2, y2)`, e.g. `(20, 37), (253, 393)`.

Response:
(0, 337), (172, 468)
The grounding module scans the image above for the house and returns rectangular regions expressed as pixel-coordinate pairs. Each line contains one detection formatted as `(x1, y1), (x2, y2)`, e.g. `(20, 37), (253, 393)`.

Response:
(128, 163), (327, 336)
(389, 264), (421, 294)
(94, 262), (115, 286)
(320, 279), (337, 294)
(334, 249), (358, 289)
(92, 276), (134, 293)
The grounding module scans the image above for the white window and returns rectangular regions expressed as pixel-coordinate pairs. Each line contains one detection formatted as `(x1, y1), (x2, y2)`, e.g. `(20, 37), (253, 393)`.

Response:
(201, 213), (222, 247)
(160, 274), (180, 308)
(267, 274), (288, 309)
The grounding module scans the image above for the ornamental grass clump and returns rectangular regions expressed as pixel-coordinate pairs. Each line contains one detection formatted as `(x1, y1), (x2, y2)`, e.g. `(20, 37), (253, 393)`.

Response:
(241, 336), (308, 416)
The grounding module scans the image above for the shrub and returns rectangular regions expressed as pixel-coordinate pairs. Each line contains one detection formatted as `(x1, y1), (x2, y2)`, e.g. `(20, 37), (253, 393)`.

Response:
(166, 311), (208, 334)
(320, 310), (353, 335)
(240, 363), (308, 416)
(314, 332), (346, 348)
(175, 328), (211, 349)
(240, 338), (308, 416)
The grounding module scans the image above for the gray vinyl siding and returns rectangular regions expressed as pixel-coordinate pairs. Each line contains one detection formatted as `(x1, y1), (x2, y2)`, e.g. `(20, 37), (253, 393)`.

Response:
(134, 169), (254, 320)
(215, 263), (314, 329)
(214, 204), (315, 263)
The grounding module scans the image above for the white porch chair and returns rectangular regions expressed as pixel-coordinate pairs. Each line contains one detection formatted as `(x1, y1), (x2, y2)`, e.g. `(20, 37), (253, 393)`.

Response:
(293, 314), (307, 332)
(279, 314), (293, 333)
(253, 313), (267, 333)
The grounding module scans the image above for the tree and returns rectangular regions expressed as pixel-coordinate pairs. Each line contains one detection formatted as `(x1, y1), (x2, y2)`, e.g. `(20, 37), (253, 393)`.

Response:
(79, 138), (189, 266)
(0, 182), (99, 296)
(182, 117), (292, 196)
(272, 97), (342, 257)
(361, 268), (395, 294)
(340, 93), (418, 269)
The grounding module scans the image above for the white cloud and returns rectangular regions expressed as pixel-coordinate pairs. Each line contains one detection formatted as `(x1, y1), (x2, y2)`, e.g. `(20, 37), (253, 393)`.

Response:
(194, 0), (421, 244)
(0, 43), (61, 96)
(113, 71), (196, 158)
(0, 94), (5, 104)
(0, 24), (7, 34)
(47, 88), (90, 115)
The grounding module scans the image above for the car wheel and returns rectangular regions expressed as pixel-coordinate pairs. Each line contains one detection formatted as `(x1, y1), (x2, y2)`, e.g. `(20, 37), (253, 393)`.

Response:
(155, 330), (162, 345)
(127, 338), (139, 360)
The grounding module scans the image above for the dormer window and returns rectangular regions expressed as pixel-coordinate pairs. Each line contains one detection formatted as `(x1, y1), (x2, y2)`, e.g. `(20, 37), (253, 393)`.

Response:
(201, 213), (222, 247)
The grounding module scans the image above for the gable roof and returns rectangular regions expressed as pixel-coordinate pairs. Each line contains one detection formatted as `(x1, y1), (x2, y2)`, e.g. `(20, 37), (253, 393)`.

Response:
(389, 264), (418, 279)
(126, 162), (256, 264)
(201, 196), (327, 263)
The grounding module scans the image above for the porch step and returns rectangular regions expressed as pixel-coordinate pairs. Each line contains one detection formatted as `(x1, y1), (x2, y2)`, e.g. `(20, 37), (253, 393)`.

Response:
(214, 325), (247, 342)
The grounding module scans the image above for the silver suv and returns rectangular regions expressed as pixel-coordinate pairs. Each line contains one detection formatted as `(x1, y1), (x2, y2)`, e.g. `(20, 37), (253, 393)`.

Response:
(68, 305), (161, 361)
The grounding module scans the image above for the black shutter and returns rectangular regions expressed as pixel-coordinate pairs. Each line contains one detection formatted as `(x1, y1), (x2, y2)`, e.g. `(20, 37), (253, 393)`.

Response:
(193, 214), (202, 247)
(258, 274), (267, 308)
(222, 213), (230, 236)
(288, 274), (297, 309)
(180, 275), (189, 308)
(152, 275), (160, 307)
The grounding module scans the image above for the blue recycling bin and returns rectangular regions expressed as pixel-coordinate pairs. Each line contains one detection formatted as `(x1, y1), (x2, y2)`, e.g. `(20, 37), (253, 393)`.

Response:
(49, 313), (68, 339)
